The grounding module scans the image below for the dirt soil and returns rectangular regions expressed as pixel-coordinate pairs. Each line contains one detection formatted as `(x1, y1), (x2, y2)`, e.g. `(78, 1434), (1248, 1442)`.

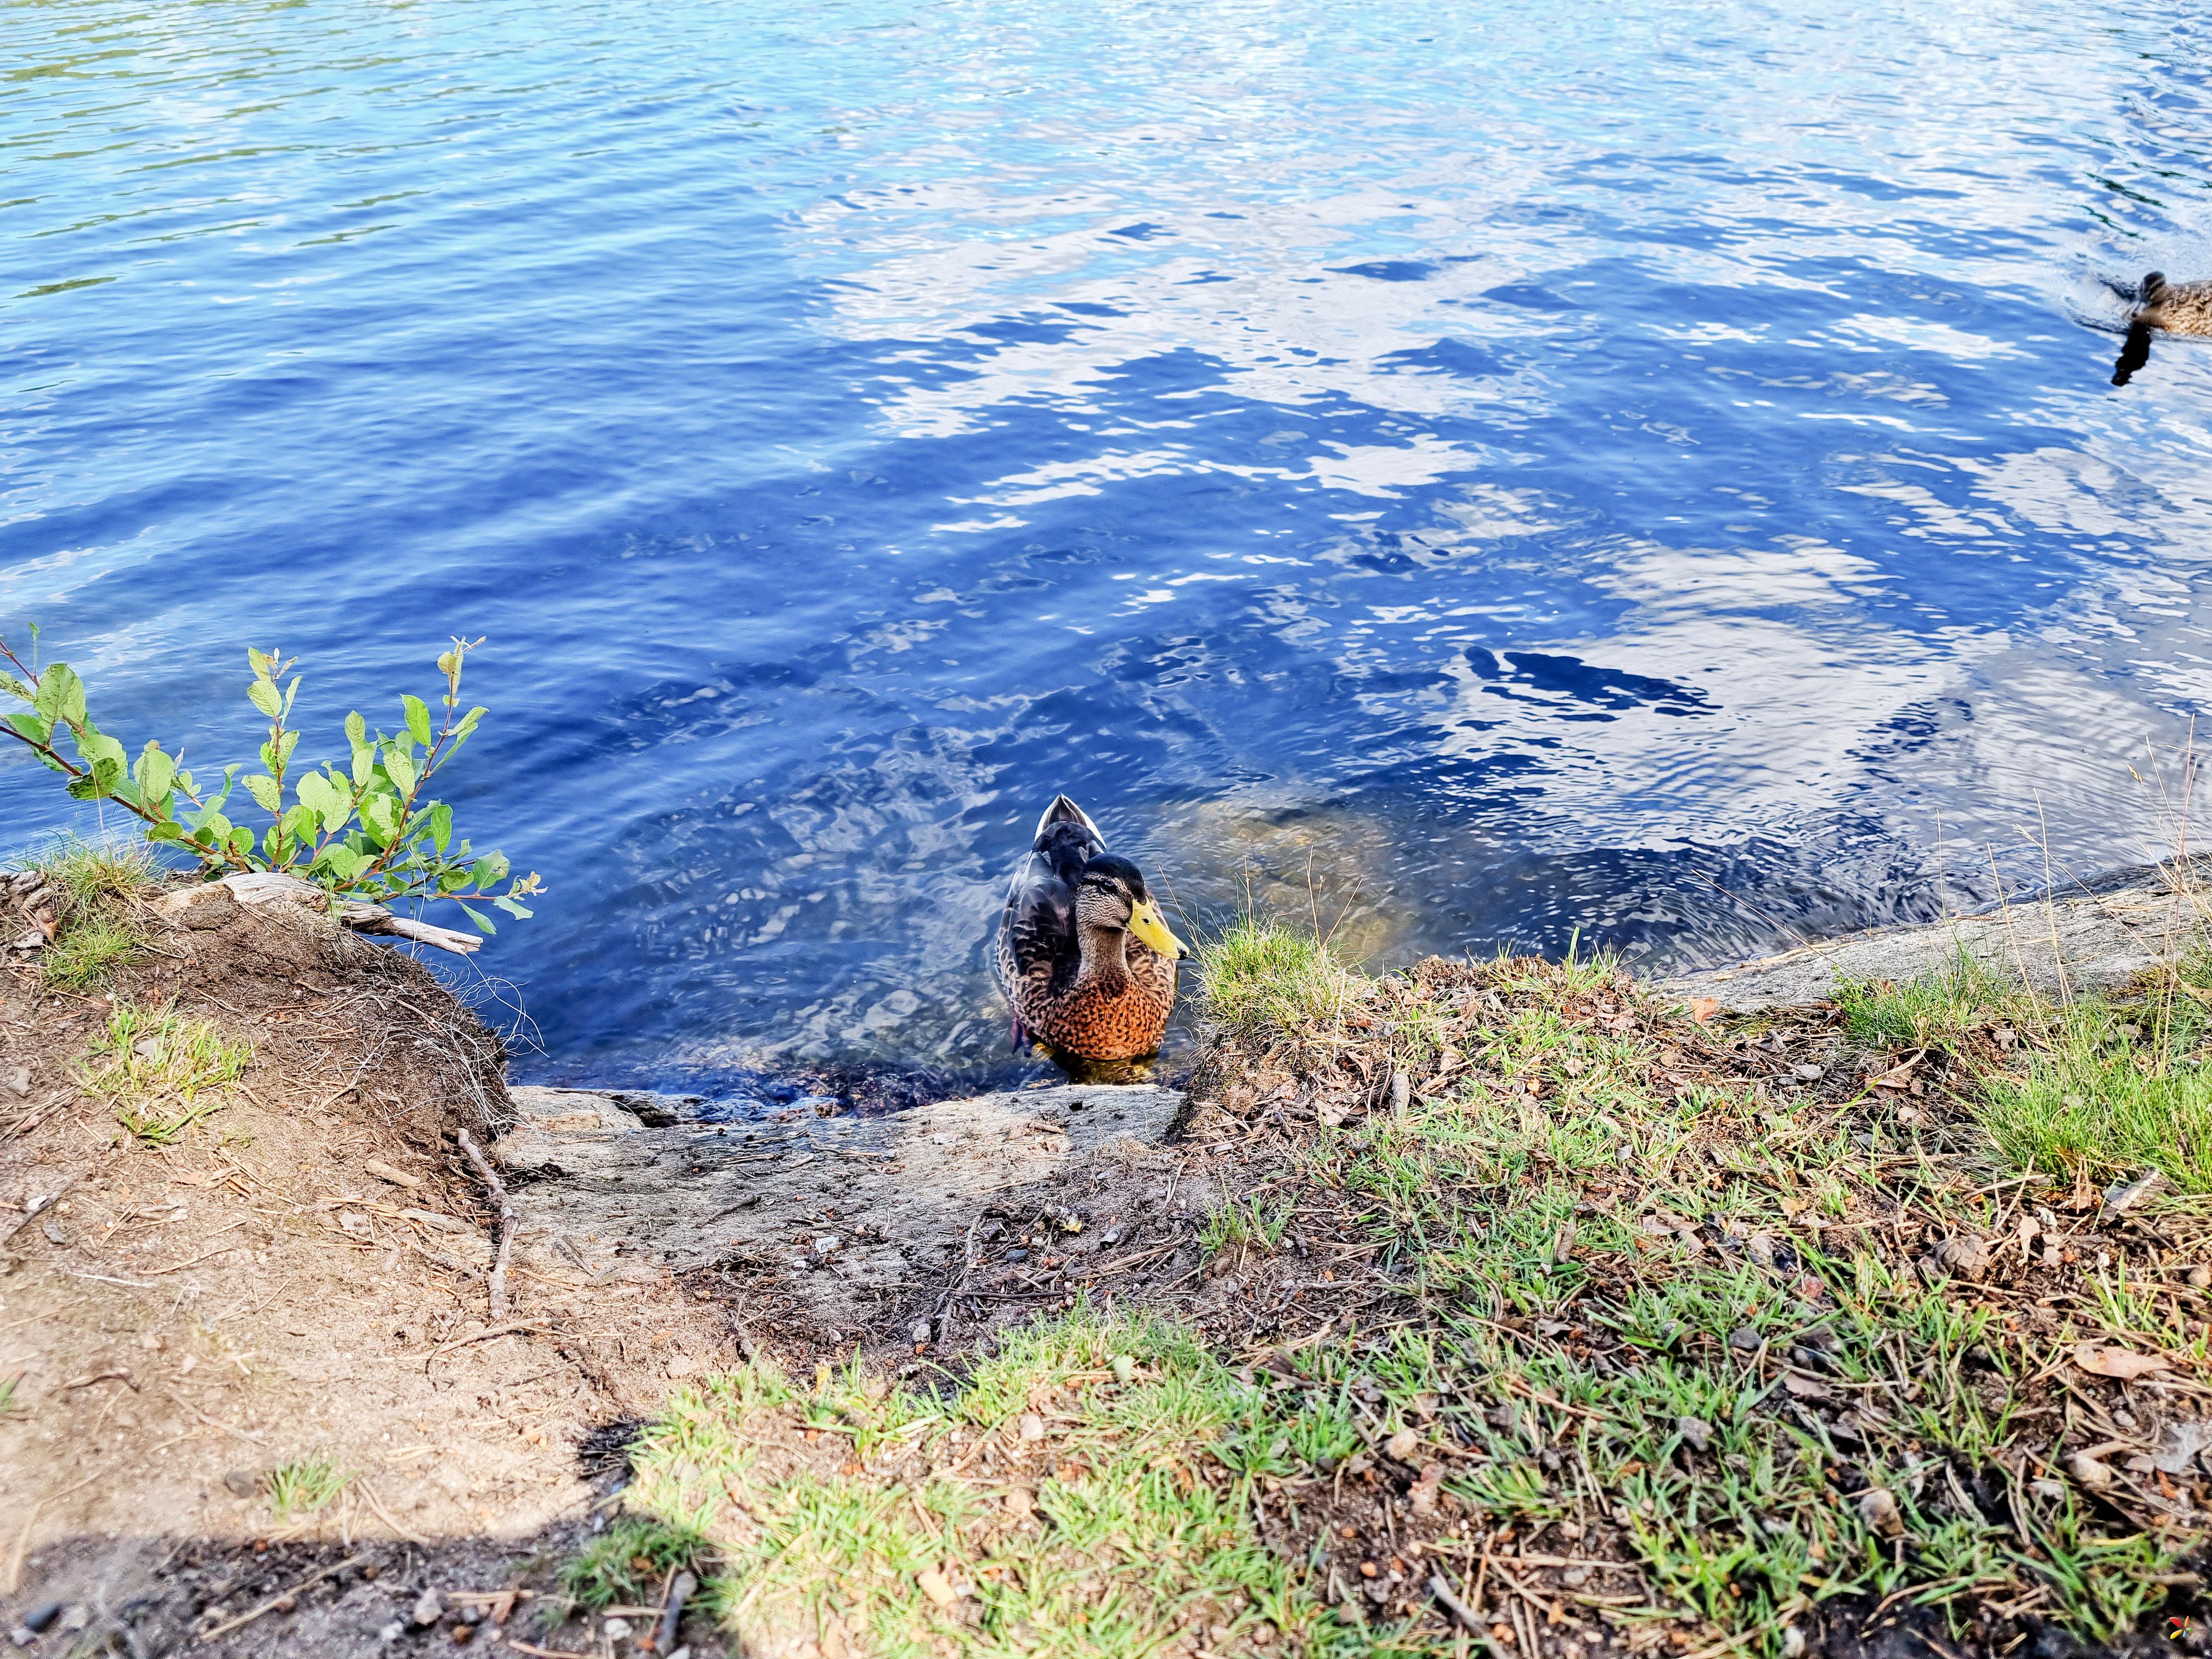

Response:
(0, 878), (743, 1657)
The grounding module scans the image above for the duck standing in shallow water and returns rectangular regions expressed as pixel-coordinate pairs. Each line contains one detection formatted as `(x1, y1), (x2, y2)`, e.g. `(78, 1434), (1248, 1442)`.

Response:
(2113, 271), (2212, 385)
(996, 795), (1188, 1062)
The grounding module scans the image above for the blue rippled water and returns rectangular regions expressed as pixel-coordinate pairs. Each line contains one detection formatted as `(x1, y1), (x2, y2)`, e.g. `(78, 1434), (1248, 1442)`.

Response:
(5, 0), (2211, 1093)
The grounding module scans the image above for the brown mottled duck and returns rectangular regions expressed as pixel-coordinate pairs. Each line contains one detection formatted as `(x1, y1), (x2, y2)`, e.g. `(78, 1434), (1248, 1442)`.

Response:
(2112, 270), (2212, 385)
(996, 794), (1188, 1062)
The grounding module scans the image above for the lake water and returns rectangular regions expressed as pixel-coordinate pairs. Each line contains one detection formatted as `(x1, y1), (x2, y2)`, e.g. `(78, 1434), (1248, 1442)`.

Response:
(5, 0), (2210, 1098)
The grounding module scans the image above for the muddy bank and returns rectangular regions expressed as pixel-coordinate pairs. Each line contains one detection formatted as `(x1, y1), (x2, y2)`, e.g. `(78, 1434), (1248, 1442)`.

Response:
(0, 872), (1200, 1656)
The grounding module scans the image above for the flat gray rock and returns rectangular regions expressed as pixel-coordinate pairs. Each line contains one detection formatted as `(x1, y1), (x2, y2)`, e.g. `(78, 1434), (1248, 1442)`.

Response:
(495, 1082), (1184, 1333)
(1661, 868), (2201, 1014)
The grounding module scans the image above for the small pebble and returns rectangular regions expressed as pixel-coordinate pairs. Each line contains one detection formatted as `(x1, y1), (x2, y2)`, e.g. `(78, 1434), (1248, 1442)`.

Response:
(1727, 1326), (1762, 1352)
(1854, 1487), (1903, 1538)
(1675, 1416), (1713, 1454)
(2190, 1266), (2210, 1289)
(411, 1590), (443, 1627)
(1385, 1427), (1420, 1461)
(1018, 1413), (1045, 1441)
(603, 1617), (634, 1640)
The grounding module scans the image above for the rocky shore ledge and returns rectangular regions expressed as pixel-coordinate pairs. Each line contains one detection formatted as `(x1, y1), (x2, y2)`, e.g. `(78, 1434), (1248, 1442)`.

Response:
(3, 859), (2208, 1658)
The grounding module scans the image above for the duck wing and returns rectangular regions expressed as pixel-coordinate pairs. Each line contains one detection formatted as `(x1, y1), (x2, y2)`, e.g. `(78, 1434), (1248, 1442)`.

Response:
(996, 798), (1106, 994)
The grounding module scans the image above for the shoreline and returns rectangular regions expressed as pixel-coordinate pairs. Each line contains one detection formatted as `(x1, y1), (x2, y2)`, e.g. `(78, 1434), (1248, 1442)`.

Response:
(3, 854), (2208, 1657)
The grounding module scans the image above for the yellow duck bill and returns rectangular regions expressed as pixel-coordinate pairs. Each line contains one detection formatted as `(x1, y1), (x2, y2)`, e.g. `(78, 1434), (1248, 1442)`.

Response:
(1127, 899), (1189, 961)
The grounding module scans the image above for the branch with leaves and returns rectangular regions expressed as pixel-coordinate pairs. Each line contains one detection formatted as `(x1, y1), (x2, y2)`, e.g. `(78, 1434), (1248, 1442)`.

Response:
(0, 630), (541, 940)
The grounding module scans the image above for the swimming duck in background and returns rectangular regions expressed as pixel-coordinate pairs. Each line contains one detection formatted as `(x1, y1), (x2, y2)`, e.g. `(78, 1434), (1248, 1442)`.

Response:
(996, 795), (1188, 1062)
(2112, 271), (2212, 386)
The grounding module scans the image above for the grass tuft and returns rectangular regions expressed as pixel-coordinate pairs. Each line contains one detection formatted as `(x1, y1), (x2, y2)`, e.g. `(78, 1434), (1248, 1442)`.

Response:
(80, 1002), (251, 1146)
(1198, 919), (1366, 1042)
(561, 1515), (710, 1612)
(266, 1457), (353, 1518)
(618, 1311), (1373, 1656)
(22, 837), (155, 989)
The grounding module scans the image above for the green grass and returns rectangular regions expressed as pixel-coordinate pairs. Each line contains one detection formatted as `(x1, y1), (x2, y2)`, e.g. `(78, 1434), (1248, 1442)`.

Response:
(1199, 1195), (1292, 1258)
(266, 1457), (353, 1519)
(80, 1002), (251, 1146)
(1841, 946), (2212, 1193)
(1197, 918), (1365, 1045)
(1833, 947), (2027, 1051)
(0, 1372), (22, 1418)
(619, 1312), (1412, 1657)
(597, 928), (2212, 1657)
(562, 1515), (710, 1612)
(21, 837), (155, 990)
(1187, 929), (2199, 1650)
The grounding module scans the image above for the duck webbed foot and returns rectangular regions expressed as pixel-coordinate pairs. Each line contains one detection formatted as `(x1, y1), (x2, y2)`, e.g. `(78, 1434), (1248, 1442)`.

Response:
(2113, 321), (2151, 387)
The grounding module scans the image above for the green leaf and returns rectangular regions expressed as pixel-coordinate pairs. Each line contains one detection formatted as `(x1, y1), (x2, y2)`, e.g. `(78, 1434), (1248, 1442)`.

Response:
(247, 677), (282, 719)
(280, 803), (317, 842)
(402, 694), (433, 747)
(344, 710), (366, 746)
(275, 729), (300, 767)
(247, 647), (271, 677)
(148, 821), (186, 843)
(242, 774), (282, 814)
(458, 902), (496, 935)
(190, 810), (233, 842)
(33, 663), (84, 725)
(451, 706), (487, 743)
(134, 743), (176, 806)
(351, 743), (375, 789)
(383, 744), (417, 798)
(226, 825), (257, 858)
(427, 802), (453, 854)
(7, 712), (51, 747)
(318, 844), (368, 883)
(281, 675), (301, 718)
(493, 898), (533, 919)
(360, 791), (400, 845)
(0, 673), (33, 701)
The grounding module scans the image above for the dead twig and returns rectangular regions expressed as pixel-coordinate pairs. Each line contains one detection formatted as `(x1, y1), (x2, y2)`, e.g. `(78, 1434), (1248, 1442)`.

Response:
(456, 1127), (516, 1320)
(426, 1321), (550, 1362)
(196, 1553), (366, 1643)
(356, 1479), (431, 1545)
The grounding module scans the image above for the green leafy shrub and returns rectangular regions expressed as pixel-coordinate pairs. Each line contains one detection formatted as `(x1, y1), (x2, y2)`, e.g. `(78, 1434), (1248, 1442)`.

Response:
(1, 630), (539, 939)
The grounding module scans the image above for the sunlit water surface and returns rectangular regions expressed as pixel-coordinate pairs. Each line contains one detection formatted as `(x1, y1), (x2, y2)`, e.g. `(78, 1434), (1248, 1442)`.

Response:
(5, 0), (2211, 1098)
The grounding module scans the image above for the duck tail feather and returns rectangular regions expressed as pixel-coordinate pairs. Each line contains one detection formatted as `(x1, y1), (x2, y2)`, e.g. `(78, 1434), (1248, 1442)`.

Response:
(1036, 794), (1103, 843)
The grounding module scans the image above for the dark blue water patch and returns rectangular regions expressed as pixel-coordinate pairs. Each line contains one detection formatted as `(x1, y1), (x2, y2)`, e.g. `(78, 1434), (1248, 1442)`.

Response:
(1333, 260), (1441, 282)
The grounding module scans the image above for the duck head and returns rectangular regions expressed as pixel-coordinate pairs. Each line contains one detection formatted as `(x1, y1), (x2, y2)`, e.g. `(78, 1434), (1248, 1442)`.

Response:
(1075, 855), (1189, 960)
